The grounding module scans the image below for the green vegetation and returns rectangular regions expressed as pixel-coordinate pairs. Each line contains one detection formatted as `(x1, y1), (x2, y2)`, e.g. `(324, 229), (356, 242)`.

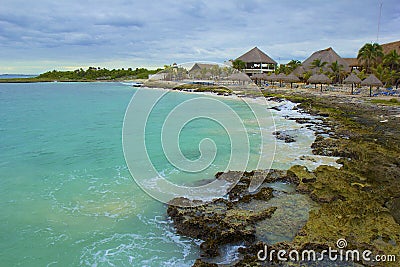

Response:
(0, 67), (162, 83)
(310, 58), (327, 74)
(38, 67), (162, 80)
(232, 59), (246, 71)
(357, 43), (384, 73)
(328, 60), (345, 83)
(370, 98), (400, 106)
(275, 59), (301, 75)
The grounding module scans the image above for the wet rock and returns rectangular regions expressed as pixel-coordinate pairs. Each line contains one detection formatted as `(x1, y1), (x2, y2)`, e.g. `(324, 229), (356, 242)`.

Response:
(273, 130), (296, 143)
(192, 259), (218, 267)
(288, 117), (311, 124)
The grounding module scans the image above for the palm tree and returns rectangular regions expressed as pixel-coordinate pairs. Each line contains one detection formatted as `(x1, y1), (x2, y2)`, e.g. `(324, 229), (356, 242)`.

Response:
(329, 61), (345, 83)
(373, 64), (390, 86)
(286, 60), (302, 73)
(357, 43), (384, 73)
(232, 59), (246, 71)
(310, 59), (327, 73)
(383, 50), (400, 71)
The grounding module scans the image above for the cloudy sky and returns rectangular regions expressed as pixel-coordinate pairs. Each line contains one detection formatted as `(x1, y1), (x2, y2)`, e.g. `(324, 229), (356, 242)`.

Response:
(1, 0), (399, 74)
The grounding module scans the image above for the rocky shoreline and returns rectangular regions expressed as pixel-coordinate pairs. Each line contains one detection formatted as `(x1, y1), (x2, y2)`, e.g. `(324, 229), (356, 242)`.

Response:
(167, 90), (400, 266)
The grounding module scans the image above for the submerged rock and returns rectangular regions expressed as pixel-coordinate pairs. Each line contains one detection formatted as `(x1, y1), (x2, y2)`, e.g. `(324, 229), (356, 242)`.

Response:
(273, 130), (297, 143)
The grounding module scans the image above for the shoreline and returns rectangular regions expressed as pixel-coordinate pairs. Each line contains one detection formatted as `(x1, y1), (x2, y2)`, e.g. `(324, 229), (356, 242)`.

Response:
(167, 89), (400, 266)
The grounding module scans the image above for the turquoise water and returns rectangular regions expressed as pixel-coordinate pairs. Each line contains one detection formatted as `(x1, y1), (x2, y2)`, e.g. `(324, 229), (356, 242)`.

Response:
(0, 83), (202, 266)
(0, 82), (335, 266)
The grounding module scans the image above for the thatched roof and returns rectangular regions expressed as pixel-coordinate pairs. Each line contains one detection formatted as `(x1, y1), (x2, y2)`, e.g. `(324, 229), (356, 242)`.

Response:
(291, 65), (307, 76)
(251, 73), (264, 79)
(267, 73), (278, 81)
(188, 63), (218, 73)
(276, 73), (287, 81)
(361, 74), (383, 86)
(286, 73), (300, 82)
(308, 73), (331, 84)
(229, 72), (252, 82)
(236, 47), (277, 64)
(343, 73), (362, 84)
(381, 40), (400, 54)
(343, 58), (359, 67)
(296, 47), (351, 74)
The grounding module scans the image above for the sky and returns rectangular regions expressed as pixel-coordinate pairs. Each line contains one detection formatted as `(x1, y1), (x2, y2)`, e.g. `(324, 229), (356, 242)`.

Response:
(0, 0), (399, 74)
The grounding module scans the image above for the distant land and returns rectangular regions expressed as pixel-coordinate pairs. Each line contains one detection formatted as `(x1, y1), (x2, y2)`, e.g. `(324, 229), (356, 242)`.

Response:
(0, 74), (38, 79)
(0, 67), (161, 83)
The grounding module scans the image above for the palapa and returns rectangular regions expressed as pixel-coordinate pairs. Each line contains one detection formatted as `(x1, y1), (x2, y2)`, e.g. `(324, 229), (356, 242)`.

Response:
(343, 73), (362, 95)
(361, 74), (383, 97)
(228, 72), (252, 82)
(286, 73), (300, 88)
(308, 74), (331, 92)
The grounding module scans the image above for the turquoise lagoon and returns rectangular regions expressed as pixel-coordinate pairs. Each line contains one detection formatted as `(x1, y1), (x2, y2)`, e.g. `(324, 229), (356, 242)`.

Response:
(0, 82), (332, 266)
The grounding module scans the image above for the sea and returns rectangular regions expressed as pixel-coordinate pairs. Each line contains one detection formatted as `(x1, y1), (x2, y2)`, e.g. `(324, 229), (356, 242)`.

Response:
(0, 82), (339, 266)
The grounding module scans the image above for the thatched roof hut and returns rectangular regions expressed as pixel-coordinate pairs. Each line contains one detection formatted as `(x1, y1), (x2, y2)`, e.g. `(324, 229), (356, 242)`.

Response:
(308, 73), (331, 83)
(381, 40), (400, 54)
(236, 47), (277, 76)
(286, 73), (300, 88)
(294, 47), (351, 75)
(343, 73), (362, 95)
(292, 66), (307, 76)
(361, 74), (383, 86)
(228, 72), (252, 82)
(361, 74), (383, 96)
(286, 73), (300, 82)
(308, 74), (331, 92)
(236, 47), (277, 64)
(343, 58), (360, 69)
(251, 73), (264, 80)
(343, 73), (362, 84)
(267, 73), (279, 83)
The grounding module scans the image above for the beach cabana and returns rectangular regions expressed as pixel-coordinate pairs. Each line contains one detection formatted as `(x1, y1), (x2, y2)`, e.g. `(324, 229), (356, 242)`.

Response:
(229, 72), (252, 85)
(361, 74), (383, 97)
(276, 73), (287, 87)
(308, 74), (331, 92)
(267, 73), (277, 86)
(343, 73), (362, 95)
(251, 73), (264, 85)
(286, 73), (300, 88)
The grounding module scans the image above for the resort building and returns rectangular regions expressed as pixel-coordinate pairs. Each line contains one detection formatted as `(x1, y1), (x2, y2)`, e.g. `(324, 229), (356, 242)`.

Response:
(235, 47), (277, 76)
(381, 40), (400, 54)
(293, 47), (351, 75)
(343, 58), (360, 71)
(188, 63), (219, 79)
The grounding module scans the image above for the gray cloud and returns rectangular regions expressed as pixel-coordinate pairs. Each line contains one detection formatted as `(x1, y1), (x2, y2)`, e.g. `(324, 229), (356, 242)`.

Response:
(0, 0), (399, 73)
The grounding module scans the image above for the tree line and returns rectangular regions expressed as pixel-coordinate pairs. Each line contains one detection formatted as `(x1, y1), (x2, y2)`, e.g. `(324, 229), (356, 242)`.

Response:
(37, 67), (162, 80)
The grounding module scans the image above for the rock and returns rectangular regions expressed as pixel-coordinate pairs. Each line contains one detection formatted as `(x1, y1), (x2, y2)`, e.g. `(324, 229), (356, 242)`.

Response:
(167, 172), (280, 261)
(272, 130), (296, 143)
(192, 259), (218, 267)
(387, 197), (400, 225)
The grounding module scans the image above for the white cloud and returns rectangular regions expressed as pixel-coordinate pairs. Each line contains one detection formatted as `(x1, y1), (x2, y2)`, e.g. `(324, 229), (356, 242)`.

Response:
(0, 0), (399, 73)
